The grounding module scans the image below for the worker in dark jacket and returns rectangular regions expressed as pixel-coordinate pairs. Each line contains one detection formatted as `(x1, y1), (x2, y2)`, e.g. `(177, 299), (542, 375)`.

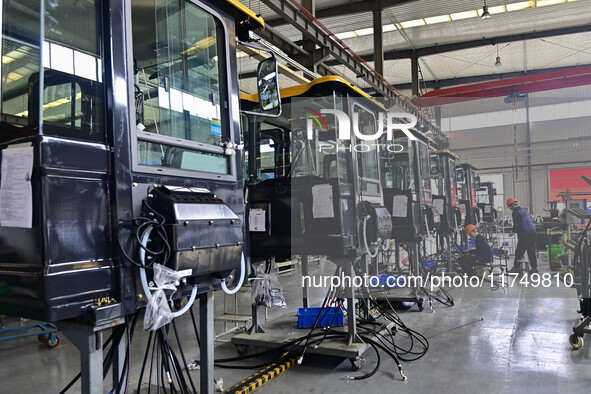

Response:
(459, 225), (493, 276)
(507, 198), (538, 274)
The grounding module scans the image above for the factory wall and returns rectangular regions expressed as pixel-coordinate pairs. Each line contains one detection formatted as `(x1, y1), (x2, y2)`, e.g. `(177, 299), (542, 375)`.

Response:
(442, 86), (591, 217)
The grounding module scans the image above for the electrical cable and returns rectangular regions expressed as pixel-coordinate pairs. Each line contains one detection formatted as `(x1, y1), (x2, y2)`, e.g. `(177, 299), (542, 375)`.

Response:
(363, 216), (380, 258)
(221, 253), (246, 294)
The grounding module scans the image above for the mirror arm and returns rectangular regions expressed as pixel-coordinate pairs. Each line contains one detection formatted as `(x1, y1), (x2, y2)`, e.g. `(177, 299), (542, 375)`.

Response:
(237, 39), (272, 53)
(241, 107), (282, 118)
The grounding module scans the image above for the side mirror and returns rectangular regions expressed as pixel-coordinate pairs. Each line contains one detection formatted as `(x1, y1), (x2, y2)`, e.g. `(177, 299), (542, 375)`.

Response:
(474, 175), (481, 190)
(493, 188), (497, 195)
(237, 40), (282, 118)
(257, 57), (280, 111)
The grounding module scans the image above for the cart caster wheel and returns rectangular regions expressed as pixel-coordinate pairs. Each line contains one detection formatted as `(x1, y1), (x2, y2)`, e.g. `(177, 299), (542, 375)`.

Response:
(45, 335), (60, 349)
(569, 334), (583, 350)
(235, 344), (249, 356)
(37, 334), (48, 343)
(350, 358), (364, 371)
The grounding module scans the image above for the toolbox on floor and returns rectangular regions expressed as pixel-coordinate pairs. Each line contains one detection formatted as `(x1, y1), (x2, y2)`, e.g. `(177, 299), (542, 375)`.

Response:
(378, 274), (404, 287)
(297, 307), (344, 329)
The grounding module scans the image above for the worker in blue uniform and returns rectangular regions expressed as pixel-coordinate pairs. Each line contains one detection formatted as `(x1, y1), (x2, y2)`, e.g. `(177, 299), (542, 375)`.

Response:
(506, 198), (539, 275)
(459, 224), (493, 277)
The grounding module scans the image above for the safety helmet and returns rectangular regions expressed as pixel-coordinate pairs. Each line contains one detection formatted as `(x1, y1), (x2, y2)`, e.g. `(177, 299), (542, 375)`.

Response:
(506, 198), (518, 207)
(465, 224), (476, 235)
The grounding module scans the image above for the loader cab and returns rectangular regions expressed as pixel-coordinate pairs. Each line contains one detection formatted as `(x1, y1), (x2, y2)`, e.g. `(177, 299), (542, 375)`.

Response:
(0, 0), (275, 322)
(241, 76), (391, 261)
(456, 163), (481, 226)
(477, 182), (497, 223)
(381, 128), (437, 241)
(430, 150), (462, 233)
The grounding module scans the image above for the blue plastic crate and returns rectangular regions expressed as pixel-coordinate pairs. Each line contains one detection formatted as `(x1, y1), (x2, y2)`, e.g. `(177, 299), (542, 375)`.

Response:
(378, 274), (404, 287)
(422, 260), (437, 269)
(297, 307), (344, 329)
(492, 247), (505, 255)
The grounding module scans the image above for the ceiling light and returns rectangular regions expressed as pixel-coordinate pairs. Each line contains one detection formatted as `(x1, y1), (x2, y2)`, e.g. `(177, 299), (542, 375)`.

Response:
(335, 31), (357, 40)
(495, 44), (502, 67)
(450, 10), (479, 20)
(382, 24), (396, 32)
(354, 27), (374, 36)
(2, 49), (27, 65)
(5, 71), (23, 82)
(425, 15), (452, 24)
(488, 5), (507, 14)
(481, 1), (491, 19)
(399, 19), (426, 28)
(2, 55), (16, 65)
(536, 0), (566, 6)
(506, 1), (535, 11)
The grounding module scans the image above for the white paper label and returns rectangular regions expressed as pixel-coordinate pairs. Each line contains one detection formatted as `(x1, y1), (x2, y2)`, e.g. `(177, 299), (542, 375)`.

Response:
(249, 209), (266, 232)
(392, 195), (408, 218)
(484, 205), (491, 214)
(459, 203), (467, 220)
(177, 269), (193, 278)
(312, 184), (334, 218)
(0, 146), (34, 228)
(433, 199), (444, 217)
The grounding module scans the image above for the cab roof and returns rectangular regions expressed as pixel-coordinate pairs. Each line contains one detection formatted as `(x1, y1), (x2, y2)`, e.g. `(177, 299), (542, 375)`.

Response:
(240, 75), (385, 110)
(224, 0), (264, 28)
(430, 149), (460, 159)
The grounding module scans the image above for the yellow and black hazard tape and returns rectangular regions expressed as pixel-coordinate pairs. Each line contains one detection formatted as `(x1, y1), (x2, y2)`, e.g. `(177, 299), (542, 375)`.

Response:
(224, 357), (297, 394)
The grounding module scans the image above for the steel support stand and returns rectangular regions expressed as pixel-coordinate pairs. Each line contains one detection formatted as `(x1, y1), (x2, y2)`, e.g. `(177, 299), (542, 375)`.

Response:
(200, 292), (215, 394)
(302, 254), (310, 308)
(112, 327), (126, 391)
(447, 233), (453, 272)
(59, 324), (104, 394)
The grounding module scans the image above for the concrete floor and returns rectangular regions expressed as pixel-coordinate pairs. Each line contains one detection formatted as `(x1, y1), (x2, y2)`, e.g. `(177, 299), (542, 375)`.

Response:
(1, 253), (590, 393)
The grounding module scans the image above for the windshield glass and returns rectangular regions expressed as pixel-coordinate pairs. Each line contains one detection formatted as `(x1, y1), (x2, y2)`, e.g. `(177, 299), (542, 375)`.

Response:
(381, 136), (414, 192)
(477, 186), (491, 204)
(430, 155), (447, 197)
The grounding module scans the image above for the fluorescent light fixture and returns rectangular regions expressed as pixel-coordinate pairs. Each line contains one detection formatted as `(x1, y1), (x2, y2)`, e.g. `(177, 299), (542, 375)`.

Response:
(97, 59), (102, 83)
(335, 31), (357, 39)
(5, 71), (23, 83)
(2, 49), (27, 65)
(158, 86), (170, 109)
(74, 50), (97, 81)
(450, 10), (479, 20)
(399, 19), (426, 28)
(506, 1), (535, 11)
(488, 5), (507, 13)
(2, 55), (14, 64)
(50, 43), (74, 75)
(43, 41), (50, 68)
(425, 15), (452, 24)
(382, 24), (397, 32)
(536, 0), (566, 6)
(354, 27), (374, 36)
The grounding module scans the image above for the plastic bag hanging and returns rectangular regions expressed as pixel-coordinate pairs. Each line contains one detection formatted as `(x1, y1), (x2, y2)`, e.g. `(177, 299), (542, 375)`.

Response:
(143, 264), (184, 331)
(250, 263), (286, 308)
